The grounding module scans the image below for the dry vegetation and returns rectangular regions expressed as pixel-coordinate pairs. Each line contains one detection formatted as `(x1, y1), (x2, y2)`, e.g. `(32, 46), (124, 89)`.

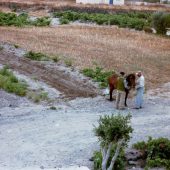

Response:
(0, 25), (169, 89)
(0, 0), (170, 13)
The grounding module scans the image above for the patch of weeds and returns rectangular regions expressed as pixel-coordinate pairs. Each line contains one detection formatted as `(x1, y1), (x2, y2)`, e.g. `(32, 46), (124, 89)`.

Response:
(60, 18), (70, 25)
(53, 11), (152, 30)
(31, 17), (51, 26)
(51, 55), (60, 63)
(24, 51), (49, 61)
(0, 12), (51, 27)
(0, 66), (27, 96)
(133, 137), (170, 170)
(64, 58), (73, 67)
(0, 46), (4, 51)
(14, 44), (19, 48)
(28, 91), (49, 103)
(49, 106), (57, 110)
(82, 66), (114, 88)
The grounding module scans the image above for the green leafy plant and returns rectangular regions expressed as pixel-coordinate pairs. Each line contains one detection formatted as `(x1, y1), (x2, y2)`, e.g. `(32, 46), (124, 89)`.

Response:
(24, 51), (49, 61)
(53, 11), (152, 31)
(133, 137), (170, 170)
(94, 114), (133, 170)
(31, 17), (51, 26)
(14, 44), (19, 48)
(0, 66), (27, 96)
(51, 55), (60, 63)
(0, 12), (51, 27)
(28, 91), (49, 103)
(49, 106), (57, 110)
(64, 58), (73, 67)
(82, 66), (113, 88)
(60, 18), (70, 25)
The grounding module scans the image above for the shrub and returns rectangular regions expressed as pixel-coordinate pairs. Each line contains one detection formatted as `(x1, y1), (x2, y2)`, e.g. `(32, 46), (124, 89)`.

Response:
(24, 51), (49, 61)
(14, 44), (19, 48)
(54, 11), (151, 31)
(28, 91), (49, 103)
(64, 58), (73, 67)
(94, 114), (133, 170)
(51, 55), (60, 63)
(152, 12), (170, 35)
(82, 66), (113, 88)
(0, 12), (51, 27)
(133, 137), (170, 170)
(60, 18), (70, 25)
(0, 66), (27, 96)
(50, 106), (57, 110)
(31, 17), (51, 26)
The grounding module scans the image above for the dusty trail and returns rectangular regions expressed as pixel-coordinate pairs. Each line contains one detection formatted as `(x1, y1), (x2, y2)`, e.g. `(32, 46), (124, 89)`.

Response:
(0, 51), (97, 99)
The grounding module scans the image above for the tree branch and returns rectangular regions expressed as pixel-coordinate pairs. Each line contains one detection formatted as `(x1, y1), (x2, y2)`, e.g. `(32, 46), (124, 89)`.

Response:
(102, 143), (112, 170)
(102, 147), (107, 160)
(107, 139), (124, 170)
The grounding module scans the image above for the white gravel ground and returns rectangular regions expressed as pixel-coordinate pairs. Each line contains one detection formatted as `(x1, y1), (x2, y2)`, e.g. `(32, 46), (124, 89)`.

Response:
(0, 82), (170, 170)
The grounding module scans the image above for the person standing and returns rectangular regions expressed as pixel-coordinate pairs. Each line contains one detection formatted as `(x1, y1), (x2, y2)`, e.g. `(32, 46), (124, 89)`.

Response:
(116, 72), (126, 110)
(135, 71), (145, 109)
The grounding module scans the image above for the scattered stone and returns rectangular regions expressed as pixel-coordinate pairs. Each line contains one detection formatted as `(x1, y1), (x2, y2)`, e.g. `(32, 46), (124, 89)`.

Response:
(126, 149), (144, 161)
(40, 165), (44, 169)
(128, 160), (140, 166)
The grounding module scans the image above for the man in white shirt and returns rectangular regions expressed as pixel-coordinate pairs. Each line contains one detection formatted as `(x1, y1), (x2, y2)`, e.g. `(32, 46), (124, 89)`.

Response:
(135, 71), (145, 109)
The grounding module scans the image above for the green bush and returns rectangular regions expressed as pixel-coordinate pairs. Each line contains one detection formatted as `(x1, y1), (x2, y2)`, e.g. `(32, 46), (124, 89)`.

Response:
(82, 66), (113, 88)
(93, 114), (132, 170)
(0, 66), (27, 96)
(0, 12), (29, 27)
(64, 58), (73, 67)
(24, 51), (49, 61)
(31, 17), (51, 26)
(0, 12), (51, 27)
(53, 11), (151, 30)
(133, 137), (170, 170)
(60, 18), (70, 25)
(152, 12), (170, 35)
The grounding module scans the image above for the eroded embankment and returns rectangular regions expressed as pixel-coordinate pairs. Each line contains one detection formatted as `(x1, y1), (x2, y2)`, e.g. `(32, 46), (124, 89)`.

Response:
(0, 50), (97, 99)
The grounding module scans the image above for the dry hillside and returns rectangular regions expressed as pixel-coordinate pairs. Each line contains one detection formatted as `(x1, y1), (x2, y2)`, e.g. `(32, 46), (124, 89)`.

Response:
(0, 25), (169, 89)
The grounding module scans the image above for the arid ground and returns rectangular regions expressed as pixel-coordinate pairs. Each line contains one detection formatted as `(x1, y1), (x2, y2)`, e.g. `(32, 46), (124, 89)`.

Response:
(0, 25), (170, 89)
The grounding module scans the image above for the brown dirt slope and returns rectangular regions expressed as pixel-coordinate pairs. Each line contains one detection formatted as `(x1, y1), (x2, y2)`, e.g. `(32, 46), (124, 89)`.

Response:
(0, 50), (97, 99)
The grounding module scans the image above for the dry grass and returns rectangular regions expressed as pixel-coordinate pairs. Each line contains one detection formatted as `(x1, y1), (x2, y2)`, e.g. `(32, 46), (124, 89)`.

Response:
(0, 25), (170, 90)
(0, 0), (170, 12)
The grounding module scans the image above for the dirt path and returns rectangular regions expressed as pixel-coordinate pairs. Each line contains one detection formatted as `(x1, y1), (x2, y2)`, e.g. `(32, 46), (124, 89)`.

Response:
(0, 83), (170, 170)
(0, 51), (97, 99)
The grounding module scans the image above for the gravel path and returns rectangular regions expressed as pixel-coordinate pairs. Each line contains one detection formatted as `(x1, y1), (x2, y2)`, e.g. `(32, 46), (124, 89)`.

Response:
(0, 83), (170, 170)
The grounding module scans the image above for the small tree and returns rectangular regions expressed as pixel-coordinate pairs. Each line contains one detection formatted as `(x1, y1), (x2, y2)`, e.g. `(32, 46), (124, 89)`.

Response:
(94, 114), (133, 170)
